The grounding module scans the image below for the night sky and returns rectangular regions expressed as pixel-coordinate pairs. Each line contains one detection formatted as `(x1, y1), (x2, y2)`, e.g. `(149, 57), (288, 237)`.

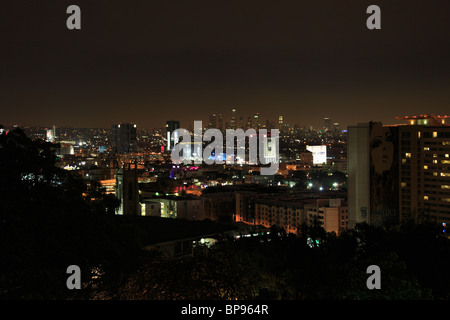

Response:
(1, 0), (449, 129)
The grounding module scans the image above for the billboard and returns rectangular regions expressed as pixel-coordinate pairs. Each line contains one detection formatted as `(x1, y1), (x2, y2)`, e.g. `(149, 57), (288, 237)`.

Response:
(306, 145), (327, 165)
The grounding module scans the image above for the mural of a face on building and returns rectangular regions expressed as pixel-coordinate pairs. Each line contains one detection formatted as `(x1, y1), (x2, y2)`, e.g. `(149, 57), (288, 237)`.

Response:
(369, 122), (399, 227)
(370, 123), (394, 175)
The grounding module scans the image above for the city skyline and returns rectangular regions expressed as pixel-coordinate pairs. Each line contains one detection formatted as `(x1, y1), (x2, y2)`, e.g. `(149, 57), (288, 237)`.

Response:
(1, 1), (449, 130)
(4, 112), (447, 132)
(2, 1), (449, 303)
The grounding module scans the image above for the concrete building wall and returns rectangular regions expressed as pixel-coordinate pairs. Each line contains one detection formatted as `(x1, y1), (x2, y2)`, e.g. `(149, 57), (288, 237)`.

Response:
(347, 124), (370, 228)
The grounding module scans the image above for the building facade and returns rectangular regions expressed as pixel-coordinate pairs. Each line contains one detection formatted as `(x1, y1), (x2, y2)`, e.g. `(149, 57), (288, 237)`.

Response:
(304, 198), (348, 235)
(112, 123), (137, 154)
(396, 116), (450, 224)
(254, 199), (304, 234)
(347, 123), (371, 228)
(146, 197), (204, 220)
(348, 115), (450, 228)
(115, 167), (139, 215)
(166, 120), (180, 152)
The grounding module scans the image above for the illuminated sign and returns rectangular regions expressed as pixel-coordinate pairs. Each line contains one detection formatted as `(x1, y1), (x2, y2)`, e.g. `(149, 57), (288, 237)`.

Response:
(306, 145), (327, 165)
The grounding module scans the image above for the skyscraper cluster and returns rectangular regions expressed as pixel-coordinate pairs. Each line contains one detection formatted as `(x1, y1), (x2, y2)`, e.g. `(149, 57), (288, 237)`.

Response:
(207, 109), (279, 131)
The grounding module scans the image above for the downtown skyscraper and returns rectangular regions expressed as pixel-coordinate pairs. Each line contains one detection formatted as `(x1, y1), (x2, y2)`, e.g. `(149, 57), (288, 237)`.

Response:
(112, 123), (137, 154)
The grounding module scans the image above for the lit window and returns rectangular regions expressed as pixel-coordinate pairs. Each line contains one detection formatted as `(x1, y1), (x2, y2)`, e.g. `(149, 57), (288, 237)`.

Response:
(424, 165), (428, 170)
(433, 132), (438, 138)
(424, 196), (429, 200)
(418, 131), (421, 138)
(405, 153), (411, 158)
(446, 154), (449, 158)
(433, 160), (438, 164)
(401, 182), (407, 188)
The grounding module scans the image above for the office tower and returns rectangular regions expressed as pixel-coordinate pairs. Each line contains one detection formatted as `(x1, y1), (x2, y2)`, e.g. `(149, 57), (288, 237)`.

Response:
(324, 117), (332, 131)
(218, 113), (223, 131)
(334, 122), (340, 132)
(278, 115), (284, 131)
(239, 116), (243, 129)
(208, 114), (217, 129)
(253, 113), (260, 130)
(231, 108), (237, 130)
(246, 117), (252, 130)
(348, 115), (450, 228)
(166, 120), (180, 151)
(112, 123), (137, 154)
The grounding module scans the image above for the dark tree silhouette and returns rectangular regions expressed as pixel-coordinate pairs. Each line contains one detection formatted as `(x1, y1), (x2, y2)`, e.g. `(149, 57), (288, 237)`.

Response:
(0, 127), (142, 299)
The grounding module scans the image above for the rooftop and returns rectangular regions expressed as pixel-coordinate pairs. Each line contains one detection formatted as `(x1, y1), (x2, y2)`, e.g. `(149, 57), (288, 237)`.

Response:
(112, 215), (236, 245)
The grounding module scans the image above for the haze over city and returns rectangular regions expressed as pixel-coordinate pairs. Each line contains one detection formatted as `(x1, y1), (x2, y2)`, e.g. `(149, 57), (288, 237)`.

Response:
(1, 1), (449, 129)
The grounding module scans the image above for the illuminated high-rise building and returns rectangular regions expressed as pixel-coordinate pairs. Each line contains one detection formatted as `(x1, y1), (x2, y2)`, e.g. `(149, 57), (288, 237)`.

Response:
(278, 115), (284, 131)
(253, 113), (260, 130)
(231, 108), (237, 130)
(208, 114), (217, 129)
(246, 117), (252, 130)
(333, 122), (340, 132)
(218, 113), (223, 131)
(395, 115), (450, 225)
(46, 125), (56, 143)
(166, 120), (180, 151)
(324, 117), (332, 131)
(348, 115), (450, 228)
(112, 123), (137, 154)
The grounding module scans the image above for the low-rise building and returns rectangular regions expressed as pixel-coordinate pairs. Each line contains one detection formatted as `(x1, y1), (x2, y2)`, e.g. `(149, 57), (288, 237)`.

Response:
(146, 196), (204, 220)
(254, 199), (305, 234)
(304, 198), (348, 235)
